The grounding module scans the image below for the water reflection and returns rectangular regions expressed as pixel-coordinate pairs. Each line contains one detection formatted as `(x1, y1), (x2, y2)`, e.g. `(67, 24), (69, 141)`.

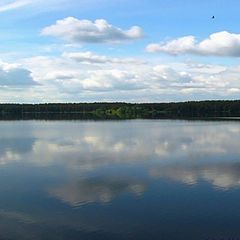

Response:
(0, 120), (240, 239)
(0, 121), (240, 185)
(150, 163), (240, 189)
(50, 177), (146, 207)
(0, 209), (35, 224)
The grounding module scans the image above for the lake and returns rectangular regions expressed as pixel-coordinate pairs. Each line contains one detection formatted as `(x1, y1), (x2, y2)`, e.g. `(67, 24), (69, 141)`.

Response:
(0, 120), (240, 240)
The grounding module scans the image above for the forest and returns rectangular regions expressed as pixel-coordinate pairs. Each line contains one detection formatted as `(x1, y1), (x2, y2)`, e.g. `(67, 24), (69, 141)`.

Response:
(0, 100), (240, 119)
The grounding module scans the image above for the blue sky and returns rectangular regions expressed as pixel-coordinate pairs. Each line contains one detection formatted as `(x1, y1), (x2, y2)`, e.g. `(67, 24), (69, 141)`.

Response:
(0, 0), (240, 102)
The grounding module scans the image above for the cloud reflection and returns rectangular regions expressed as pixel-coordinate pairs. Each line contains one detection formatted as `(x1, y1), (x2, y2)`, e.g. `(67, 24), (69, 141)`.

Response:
(150, 163), (240, 190)
(0, 121), (239, 193)
(49, 177), (146, 206)
(0, 209), (35, 224)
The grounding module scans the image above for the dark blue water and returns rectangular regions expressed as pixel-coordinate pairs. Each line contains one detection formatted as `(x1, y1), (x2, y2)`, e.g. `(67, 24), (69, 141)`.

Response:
(0, 120), (240, 240)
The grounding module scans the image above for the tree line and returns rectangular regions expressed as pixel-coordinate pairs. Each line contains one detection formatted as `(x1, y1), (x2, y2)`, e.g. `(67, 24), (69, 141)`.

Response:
(0, 100), (239, 119)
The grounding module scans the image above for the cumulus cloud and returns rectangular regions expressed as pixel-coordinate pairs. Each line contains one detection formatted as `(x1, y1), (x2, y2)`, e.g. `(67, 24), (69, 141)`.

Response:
(0, 62), (38, 87)
(42, 17), (144, 44)
(63, 51), (146, 65)
(21, 55), (148, 92)
(146, 31), (240, 57)
(17, 52), (240, 102)
(80, 70), (146, 91)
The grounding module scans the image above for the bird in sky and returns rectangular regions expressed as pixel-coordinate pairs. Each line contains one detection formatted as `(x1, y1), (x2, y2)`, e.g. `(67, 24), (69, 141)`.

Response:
(212, 16), (215, 19)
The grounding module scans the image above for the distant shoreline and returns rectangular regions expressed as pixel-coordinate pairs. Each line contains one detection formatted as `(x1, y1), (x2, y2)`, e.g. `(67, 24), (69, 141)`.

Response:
(0, 100), (239, 120)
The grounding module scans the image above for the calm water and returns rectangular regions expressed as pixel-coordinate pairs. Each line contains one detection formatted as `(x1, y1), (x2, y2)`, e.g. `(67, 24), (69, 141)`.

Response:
(0, 120), (240, 240)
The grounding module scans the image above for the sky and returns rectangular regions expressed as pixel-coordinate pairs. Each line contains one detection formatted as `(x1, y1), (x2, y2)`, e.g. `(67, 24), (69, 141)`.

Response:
(0, 0), (240, 103)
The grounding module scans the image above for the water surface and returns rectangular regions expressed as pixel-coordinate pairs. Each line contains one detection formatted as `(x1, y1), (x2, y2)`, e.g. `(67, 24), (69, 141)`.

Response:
(0, 120), (240, 240)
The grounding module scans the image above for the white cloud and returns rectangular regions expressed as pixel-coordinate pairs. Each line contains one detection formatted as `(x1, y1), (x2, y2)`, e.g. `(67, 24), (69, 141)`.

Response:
(0, 0), (32, 12)
(21, 55), (149, 92)
(147, 36), (196, 55)
(42, 17), (144, 44)
(80, 70), (146, 91)
(17, 52), (240, 102)
(146, 31), (240, 57)
(0, 61), (37, 87)
(63, 51), (146, 65)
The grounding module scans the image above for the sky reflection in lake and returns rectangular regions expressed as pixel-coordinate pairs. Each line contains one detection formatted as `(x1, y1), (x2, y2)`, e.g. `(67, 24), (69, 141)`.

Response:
(0, 120), (240, 240)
